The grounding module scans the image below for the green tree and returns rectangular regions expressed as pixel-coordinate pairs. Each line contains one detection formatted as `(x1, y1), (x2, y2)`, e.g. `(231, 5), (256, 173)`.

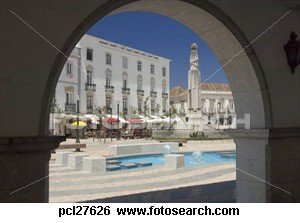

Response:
(50, 91), (62, 113)
(130, 106), (138, 117)
(170, 104), (178, 117)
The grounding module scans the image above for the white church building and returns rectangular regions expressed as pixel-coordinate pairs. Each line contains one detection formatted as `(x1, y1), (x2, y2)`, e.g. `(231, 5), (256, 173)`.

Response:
(54, 34), (171, 117)
(170, 43), (236, 130)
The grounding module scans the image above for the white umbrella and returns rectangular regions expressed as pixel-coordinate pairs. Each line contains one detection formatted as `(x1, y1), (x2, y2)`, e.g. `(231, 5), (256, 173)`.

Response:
(84, 114), (100, 124)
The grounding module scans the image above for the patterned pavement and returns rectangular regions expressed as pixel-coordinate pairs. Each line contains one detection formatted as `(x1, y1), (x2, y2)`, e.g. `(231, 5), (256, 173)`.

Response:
(49, 139), (236, 202)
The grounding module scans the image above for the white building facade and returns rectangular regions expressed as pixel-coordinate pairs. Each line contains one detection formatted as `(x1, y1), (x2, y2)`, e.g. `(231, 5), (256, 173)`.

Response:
(54, 34), (171, 117)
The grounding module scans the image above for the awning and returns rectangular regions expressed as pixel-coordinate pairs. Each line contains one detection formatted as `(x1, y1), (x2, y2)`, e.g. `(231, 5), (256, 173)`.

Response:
(84, 114), (100, 124)
(102, 115), (129, 124)
(70, 121), (87, 127)
(102, 117), (118, 124)
(127, 118), (143, 124)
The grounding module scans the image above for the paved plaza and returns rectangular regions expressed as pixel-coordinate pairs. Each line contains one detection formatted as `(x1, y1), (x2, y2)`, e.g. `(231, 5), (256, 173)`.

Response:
(49, 139), (236, 202)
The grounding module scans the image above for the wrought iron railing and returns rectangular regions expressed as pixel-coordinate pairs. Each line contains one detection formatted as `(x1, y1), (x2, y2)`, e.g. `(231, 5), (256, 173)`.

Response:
(150, 91), (157, 98)
(85, 83), (96, 91)
(137, 89), (144, 96)
(86, 107), (94, 114)
(122, 87), (130, 94)
(162, 92), (168, 98)
(65, 103), (76, 114)
(105, 85), (114, 94)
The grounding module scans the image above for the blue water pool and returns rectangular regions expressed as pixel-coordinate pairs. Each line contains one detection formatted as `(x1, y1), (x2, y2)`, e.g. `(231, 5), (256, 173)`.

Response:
(106, 151), (236, 171)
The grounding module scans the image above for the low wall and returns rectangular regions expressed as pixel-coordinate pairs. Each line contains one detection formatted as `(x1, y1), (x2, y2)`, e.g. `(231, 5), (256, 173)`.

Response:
(82, 180), (236, 203)
(109, 142), (179, 156)
(152, 129), (231, 140)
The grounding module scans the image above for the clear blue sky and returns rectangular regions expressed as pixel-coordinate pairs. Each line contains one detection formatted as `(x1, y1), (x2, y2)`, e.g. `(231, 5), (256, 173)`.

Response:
(86, 12), (228, 89)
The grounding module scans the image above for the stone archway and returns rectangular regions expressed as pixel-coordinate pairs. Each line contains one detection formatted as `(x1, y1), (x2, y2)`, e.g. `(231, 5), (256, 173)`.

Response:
(42, 0), (271, 203)
(1, 0), (299, 202)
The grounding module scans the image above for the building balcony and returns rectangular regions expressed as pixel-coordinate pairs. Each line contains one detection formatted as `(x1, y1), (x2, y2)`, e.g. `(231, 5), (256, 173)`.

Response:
(65, 103), (76, 114)
(150, 91), (157, 98)
(122, 87), (130, 95)
(162, 92), (168, 98)
(105, 85), (114, 94)
(86, 107), (94, 114)
(85, 83), (96, 91)
(137, 89), (144, 96)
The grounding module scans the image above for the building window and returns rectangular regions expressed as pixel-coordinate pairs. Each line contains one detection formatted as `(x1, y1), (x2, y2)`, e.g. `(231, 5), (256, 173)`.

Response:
(66, 62), (72, 74)
(66, 92), (74, 105)
(151, 99), (155, 112)
(123, 98), (128, 110)
(162, 67), (166, 77)
(122, 57), (128, 69)
(106, 69), (112, 86)
(218, 101), (224, 110)
(105, 53), (112, 65)
(162, 80), (166, 93)
(150, 64), (155, 74)
(86, 49), (93, 61)
(86, 95), (93, 109)
(181, 102), (184, 111)
(123, 80), (127, 89)
(138, 99), (142, 112)
(137, 61), (142, 71)
(150, 77), (155, 92)
(106, 95), (111, 109)
(122, 72), (128, 88)
(137, 75), (142, 90)
(87, 68), (93, 85)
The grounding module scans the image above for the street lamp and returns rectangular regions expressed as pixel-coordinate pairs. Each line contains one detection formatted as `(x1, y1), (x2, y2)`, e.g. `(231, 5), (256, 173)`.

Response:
(117, 101), (121, 140)
(108, 107), (112, 142)
(169, 108), (172, 130)
(217, 101), (221, 129)
(284, 31), (300, 73)
(75, 94), (80, 144)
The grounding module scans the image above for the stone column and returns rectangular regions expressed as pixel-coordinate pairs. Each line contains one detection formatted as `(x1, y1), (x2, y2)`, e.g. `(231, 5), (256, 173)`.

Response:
(266, 128), (300, 202)
(227, 129), (299, 202)
(0, 136), (65, 202)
